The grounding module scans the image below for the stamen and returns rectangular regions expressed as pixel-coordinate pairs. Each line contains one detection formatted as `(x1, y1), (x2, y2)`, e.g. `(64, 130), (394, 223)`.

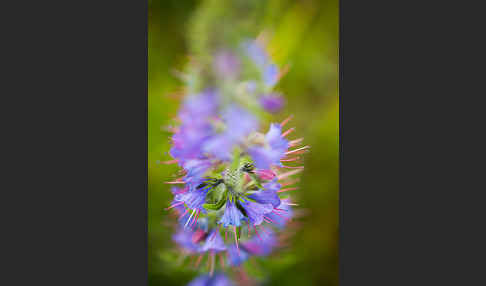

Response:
(219, 253), (225, 268)
(289, 138), (304, 147)
(258, 225), (269, 235)
(280, 115), (294, 127)
(277, 187), (299, 193)
(285, 145), (310, 155)
(281, 127), (295, 137)
(233, 226), (240, 255)
(281, 178), (300, 187)
(209, 251), (215, 276)
(253, 225), (262, 241)
(165, 201), (184, 210)
(264, 215), (277, 224)
(277, 168), (304, 180)
(272, 210), (289, 221)
(281, 165), (304, 169)
(184, 209), (196, 228)
(179, 208), (189, 219)
(195, 253), (204, 268)
(276, 64), (290, 81)
(247, 223), (251, 238)
(285, 202), (299, 206)
(165, 181), (185, 184)
(160, 159), (178, 164)
(191, 210), (201, 229)
(280, 157), (300, 162)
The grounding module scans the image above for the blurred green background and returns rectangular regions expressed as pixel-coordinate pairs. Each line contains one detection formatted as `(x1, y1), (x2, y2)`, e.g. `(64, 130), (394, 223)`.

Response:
(148, 0), (338, 285)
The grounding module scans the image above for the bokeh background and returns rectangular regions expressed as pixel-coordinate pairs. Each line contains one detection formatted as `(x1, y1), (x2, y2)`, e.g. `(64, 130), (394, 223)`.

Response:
(148, 0), (338, 285)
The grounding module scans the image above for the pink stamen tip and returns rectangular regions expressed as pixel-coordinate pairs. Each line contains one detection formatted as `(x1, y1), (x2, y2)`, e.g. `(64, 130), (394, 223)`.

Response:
(281, 165), (304, 169)
(165, 181), (185, 185)
(165, 201), (184, 210)
(233, 226), (240, 254)
(209, 252), (215, 277)
(160, 159), (178, 164)
(277, 168), (304, 180)
(179, 209), (189, 219)
(277, 187), (299, 193)
(264, 216), (277, 224)
(258, 225), (269, 235)
(281, 179), (300, 187)
(281, 127), (295, 137)
(289, 138), (304, 146)
(253, 225), (262, 241)
(285, 145), (310, 155)
(219, 253), (225, 268)
(272, 210), (289, 221)
(195, 253), (204, 268)
(280, 157), (300, 162)
(280, 115), (294, 127)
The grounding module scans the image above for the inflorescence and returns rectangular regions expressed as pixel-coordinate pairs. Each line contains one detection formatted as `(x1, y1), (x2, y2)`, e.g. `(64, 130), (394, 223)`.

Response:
(163, 37), (308, 285)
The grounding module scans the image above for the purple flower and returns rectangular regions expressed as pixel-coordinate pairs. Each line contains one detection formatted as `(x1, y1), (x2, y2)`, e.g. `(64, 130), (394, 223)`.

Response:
(227, 245), (249, 266)
(214, 50), (240, 79)
(204, 105), (258, 161)
(173, 229), (200, 253)
(199, 230), (226, 253)
(242, 227), (277, 256)
(248, 123), (289, 169)
(260, 93), (284, 113)
(182, 159), (211, 190)
(170, 90), (219, 164)
(240, 199), (273, 226)
(247, 178), (281, 207)
(187, 273), (233, 286)
(244, 40), (268, 68)
(263, 64), (280, 87)
(243, 40), (281, 88)
(222, 105), (258, 141)
(176, 187), (209, 212)
(218, 200), (245, 227)
(264, 199), (293, 228)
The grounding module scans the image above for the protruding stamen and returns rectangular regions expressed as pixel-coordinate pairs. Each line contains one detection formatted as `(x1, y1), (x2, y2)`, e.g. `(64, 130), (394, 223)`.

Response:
(276, 64), (290, 82)
(277, 187), (299, 193)
(191, 210), (201, 229)
(179, 208), (189, 219)
(247, 223), (251, 238)
(277, 168), (304, 180)
(272, 210), (289, 221)
(285, 202), (299, 206)
(280, 156), (300, 162)
(280, 115), (294, 127)
(285, 145), (310, 155)
(209, 251), (215, 277)
(281, 127), (295, 137)
(258, 225), (269, 235)
(264, 215), (277, 224)
(164, 181), (185, 184)
(280, 178), (300, 187)
(289, 138), (304, 147)
(253, 225), (262, 242)
(281, 165), (304, 169)
(160, 159), (178, 164)
(219, 253), (225, 268)
(165, 201), (184, 210)
(195, 253), (205, 268)
(184, 209), (196, 228)
(233, 226), (240, 255)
